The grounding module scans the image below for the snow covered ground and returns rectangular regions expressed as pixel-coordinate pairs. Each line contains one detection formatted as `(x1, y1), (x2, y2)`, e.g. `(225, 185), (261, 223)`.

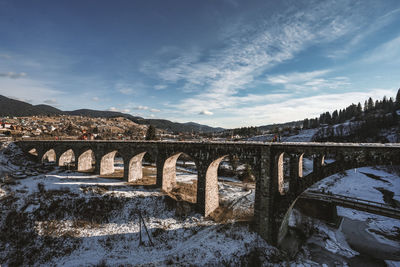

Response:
(0, 142), (282, 266)
(246, 129), (318, 142)
(289, 165), (400, 266)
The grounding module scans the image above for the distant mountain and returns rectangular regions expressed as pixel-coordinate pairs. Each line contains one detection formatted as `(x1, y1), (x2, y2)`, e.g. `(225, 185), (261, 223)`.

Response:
(0, 95), (223, 133)
(34, 104), (64, 115)
(0, 95), (63, 116)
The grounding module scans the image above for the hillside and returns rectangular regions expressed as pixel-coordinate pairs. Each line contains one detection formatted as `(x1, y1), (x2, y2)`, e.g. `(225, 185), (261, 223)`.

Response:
(0, 96), (63, 117)
(0, 95), (223, 133)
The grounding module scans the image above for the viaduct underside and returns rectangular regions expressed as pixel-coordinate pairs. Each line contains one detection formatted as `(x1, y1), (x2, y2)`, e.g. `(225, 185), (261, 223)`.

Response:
(16, 140), (400, 245)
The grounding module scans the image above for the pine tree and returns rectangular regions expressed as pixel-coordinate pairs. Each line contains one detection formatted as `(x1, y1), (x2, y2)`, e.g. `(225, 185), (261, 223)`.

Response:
(367, 97), (374, 111)
(396, 88), (400, 108)
(356, 103), (362, 116)
(332, 110), (338, 124)
(145, 125), (156, 140)
(303, 118), (309, 129)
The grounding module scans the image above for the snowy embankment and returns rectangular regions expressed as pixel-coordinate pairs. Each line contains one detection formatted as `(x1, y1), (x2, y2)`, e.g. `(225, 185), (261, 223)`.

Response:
(245, 128), (318, 143)
(289, 165), (400, 265)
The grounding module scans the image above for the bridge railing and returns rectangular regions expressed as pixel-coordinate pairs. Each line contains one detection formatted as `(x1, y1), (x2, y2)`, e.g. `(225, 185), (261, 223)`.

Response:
(304, 190), (399, 212)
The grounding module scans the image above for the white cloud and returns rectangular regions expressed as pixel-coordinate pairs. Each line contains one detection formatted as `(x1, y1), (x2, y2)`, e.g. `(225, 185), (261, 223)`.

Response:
(0, 72), (27, 79)
(0, 54), (11, 59)
(327, 7), (400, 59)
(0, 77), (63, 105)
(118, 88), (134, 95)
(43, 99), (58, 105)
(115, 81), (146, 96)
(267, 70), (330, 85)
(169, 88), (398, 128)
(141, 0), (369, 117)
(199, 110), (213, 116)
(150, 108), (161, 113)
(362, 35), (400, 64)
(106, 107), (130, 113)
(154, 84), (167, 90)
(266, 70), (350, 92)
(92, 96), (99, 102)
(134, 105), (149, 110)
(107, 107), (118, 112)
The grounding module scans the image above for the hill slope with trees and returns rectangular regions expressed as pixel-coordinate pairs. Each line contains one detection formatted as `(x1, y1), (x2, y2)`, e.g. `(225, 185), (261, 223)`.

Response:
(0, 95), (223, 133)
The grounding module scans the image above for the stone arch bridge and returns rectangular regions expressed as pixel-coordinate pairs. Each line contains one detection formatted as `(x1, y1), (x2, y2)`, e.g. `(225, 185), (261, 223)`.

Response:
(16, 140), (400, 245)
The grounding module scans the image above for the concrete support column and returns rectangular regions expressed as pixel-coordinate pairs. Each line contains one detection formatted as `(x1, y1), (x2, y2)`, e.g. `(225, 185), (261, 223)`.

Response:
(94, 154), (101, 175)
(55, 151), (62, 166)
(196, 166), (207, 215)
(289, 154), (301, 195)
(37, 151), (45, 164)
(156, 155), (166, 188)
(254, 147), (277, 245)
(123, 163), (130, 182)
(313, 154), (324, 182)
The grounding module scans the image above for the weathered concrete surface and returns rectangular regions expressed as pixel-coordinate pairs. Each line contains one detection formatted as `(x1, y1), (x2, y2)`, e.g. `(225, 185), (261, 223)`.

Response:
(100, 151), (117, 175)
(78, 150), (94, 172)
(16, 140), (400, 245)
(127, 152), (146, 182)
(58, 149), (75, 167)
(42, 149), (56, 162)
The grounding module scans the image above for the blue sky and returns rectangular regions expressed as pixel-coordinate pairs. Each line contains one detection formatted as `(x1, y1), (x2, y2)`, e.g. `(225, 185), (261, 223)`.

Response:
(0, 0), (399, 128)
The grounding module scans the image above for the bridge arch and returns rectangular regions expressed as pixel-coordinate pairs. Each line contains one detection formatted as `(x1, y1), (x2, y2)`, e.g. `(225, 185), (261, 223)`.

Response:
(162, 152), (199, 199)
(127, 152), (146, 182)
(58, 149), (75, 167)
(275, 152), (291, 195)
(28, 148), (38, 157)
(100, 150), (124, 177)
(202, 154), (257, 219)
(275, 153), (399, 246)
(77, 149), (95, 172)
(42, 149), (56, 163)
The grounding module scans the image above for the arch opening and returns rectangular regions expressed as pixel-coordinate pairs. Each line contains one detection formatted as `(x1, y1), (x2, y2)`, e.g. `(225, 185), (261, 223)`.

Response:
(78, 150), (95, 172)
(42, 149), (56, 164)
(100, 151), (124, 178)
(323, 153), (337, 165)
(208, 155), (256, 221)
(302, 153), (314, 176)
(28, 148), (38, 157)
(59, 149), (75, 168)
(163, 152), (198, 204)
(128, 152), (156, 185)
(276, 163), (399, 247)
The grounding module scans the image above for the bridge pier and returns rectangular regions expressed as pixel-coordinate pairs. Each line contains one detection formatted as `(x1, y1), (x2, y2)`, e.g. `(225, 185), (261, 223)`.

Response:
(289, 154), (302, 195)
(254, 148), (278, 245)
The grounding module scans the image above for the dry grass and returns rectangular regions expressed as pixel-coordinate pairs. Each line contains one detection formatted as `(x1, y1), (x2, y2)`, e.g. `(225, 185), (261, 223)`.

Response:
(127, 166), (157, 186)
(170, 181), (197, 203)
